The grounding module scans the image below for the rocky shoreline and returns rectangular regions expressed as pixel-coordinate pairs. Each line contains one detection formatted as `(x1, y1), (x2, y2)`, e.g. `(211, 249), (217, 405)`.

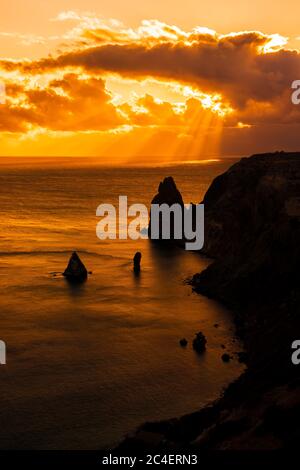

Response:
(115, 152), (300, 451)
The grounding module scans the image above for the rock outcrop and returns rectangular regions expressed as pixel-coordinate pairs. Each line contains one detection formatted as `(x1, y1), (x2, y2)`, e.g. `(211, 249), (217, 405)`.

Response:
(151, 176), (184, 208)
(63, 252), (88, 282)
(192, 152), (300, 368)
(183, 152), (300, 449)
(148, 176), (184, 243)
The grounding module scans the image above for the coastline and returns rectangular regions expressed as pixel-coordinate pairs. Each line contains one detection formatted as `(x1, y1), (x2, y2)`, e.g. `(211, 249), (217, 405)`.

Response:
(115, 151), (300, 451)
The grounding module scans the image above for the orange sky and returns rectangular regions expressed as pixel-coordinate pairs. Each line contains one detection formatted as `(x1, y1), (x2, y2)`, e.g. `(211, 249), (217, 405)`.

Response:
(0, 1), (300, 161)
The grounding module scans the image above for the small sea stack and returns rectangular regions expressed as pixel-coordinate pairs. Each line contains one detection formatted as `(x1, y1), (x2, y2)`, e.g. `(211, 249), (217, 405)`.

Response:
(192, 332), (207, 353)
(63, 252), (88, 283)
(179, 338), (188, 347)
(221, 353), (231, 363)
(133, 252), (142, 273)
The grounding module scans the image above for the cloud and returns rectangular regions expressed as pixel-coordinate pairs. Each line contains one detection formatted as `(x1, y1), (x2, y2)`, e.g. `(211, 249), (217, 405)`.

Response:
(0, 32), (47, 46)
(121, 93), (183, 126)
(1, 24), (297, 113)
(53, 32), (295, 110)
(1, 19), (300, 156)
(0, 74), (125, 132)
(1, 72), (213, 133)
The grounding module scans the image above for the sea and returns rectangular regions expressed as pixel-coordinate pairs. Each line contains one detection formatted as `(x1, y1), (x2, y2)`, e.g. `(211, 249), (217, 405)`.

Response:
(0, 157), (244, 449)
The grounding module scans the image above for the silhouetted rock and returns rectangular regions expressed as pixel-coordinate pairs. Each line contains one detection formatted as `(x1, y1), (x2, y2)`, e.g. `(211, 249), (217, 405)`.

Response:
(63, 252), (88, 282)
(221, 353), (231, 362)
(192, 332), (207, 353)
(151, 176), (184, 207)
(148, 176), (184, 243)
(179, 338), (188, 347)
(133, 252), (142, 273)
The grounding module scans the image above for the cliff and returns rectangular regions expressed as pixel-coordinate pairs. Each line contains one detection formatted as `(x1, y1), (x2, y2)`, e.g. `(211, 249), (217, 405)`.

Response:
(116, 152), (300, 452)
(192, 152), (300, 373)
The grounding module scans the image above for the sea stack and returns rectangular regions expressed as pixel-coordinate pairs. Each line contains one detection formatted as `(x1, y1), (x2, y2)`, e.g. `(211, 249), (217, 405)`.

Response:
(221, 353), (231, 363)
(148, 176), (184, 243)
(133, 252), (142, 273)
(63, 252), (88, 283)
(192, 332), (207, 353)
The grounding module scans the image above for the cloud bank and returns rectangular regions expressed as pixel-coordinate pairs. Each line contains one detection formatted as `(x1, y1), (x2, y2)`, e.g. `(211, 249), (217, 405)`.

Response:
(1, 18), (300, 157)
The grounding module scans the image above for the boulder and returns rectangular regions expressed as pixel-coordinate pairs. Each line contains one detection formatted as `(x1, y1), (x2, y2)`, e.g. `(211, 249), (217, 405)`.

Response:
(63, 252), (88, 283)
(179, 338), (188, 347)
(133, 252), (142, 273)
(192, 332), (207, 353)
(221, 353), (231, 362)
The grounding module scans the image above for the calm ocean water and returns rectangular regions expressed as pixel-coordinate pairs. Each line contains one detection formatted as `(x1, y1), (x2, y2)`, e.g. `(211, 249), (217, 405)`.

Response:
(0, 158), (244, 449)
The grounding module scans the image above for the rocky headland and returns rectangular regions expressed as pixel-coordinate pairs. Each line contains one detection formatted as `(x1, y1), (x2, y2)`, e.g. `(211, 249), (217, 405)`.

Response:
(116, 152), (300, 451)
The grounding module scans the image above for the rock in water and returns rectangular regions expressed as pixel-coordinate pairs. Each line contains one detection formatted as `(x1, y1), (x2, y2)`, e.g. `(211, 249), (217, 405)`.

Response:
(133, 252), (142, 273)
(192, 332), (207, 353)
(148, 176), (184, 243)
(179, 338), (188, 347)
(151, 176), (184, 207)
(63, 252), (88, 282)
(221, 353), (231, 363)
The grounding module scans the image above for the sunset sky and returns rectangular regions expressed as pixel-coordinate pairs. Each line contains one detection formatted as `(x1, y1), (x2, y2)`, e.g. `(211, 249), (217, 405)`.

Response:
(1, 0), (300, 161)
